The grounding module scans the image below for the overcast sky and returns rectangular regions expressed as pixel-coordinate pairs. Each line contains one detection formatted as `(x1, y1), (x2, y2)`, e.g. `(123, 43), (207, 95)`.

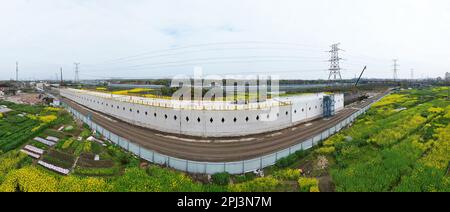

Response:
(0, 0), (449, 80)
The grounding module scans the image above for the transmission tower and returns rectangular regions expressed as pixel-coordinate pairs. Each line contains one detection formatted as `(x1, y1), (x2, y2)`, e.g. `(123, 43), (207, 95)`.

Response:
(15, 61), (19, 82)
(328, 43), (343, 80)
(410, 69), (414, 81)
(74, 63), (80, 83)
(393, 59), (399, 81)
(60, 67), (63, 86)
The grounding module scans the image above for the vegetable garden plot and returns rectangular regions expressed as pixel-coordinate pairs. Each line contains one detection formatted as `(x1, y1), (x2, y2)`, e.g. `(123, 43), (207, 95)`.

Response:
(0, 116), (41, 152)
(77, 153), (114, 168)
(41, 150), (76, 169)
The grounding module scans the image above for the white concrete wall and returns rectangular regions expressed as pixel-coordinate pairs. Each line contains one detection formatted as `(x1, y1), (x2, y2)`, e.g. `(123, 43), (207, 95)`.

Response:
(290, 95), (324, 123)
(335, 93), (345, 111)
(60, 89), (343, 137)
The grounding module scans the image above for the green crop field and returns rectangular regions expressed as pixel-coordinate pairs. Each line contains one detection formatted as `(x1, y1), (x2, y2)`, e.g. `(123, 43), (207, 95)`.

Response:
(0, 102), (66, 153)
(327, 87), (450, 192)
(0, 87), (449, 192)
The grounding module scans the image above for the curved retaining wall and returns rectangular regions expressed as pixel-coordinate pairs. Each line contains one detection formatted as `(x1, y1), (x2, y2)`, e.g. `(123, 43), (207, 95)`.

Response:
(63, 95), (379, 174)
(60, 89), (344, 137)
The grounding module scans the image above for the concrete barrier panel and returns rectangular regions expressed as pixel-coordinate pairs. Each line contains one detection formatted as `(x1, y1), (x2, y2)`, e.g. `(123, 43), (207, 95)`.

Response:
(303, 139), (313, 150)
(290, 143), (303, 153)
(261, 154), (277, 167)
(187, 161), (207, 174)
(140, 148), (154, 163)
(154, 152), (168, 165)
(278, 149), (291, 160)
(205, 163), (226, 175)
(312, 135), (321, 145)
(110, 133), (119, 144)
(330, 126), (336, 134)
(225, 162), (245, 174)
(169, 158), (188, 172)
(119, 137), (129, 150)
(243, 158), (261, 172)
(321, 130), (330, 140)
(129, 143), (140, 156)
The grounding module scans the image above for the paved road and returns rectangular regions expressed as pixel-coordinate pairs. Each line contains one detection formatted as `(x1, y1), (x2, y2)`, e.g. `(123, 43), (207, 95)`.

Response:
(62, 92), (386, 162)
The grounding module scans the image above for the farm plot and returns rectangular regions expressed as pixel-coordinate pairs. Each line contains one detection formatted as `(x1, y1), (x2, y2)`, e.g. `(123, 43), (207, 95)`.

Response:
(0, 101), (69, 153)
(41, 150), (76, 170)
(327, 87), (450, 192)
(0, 111), (42, 152)
(74, 153), (118, 177)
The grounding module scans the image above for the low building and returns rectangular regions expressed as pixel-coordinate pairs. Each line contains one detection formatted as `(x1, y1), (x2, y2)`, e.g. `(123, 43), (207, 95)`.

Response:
(0, 105), (12, 114)
(0, 85), (18, 96)
(51, 99), (61, 107)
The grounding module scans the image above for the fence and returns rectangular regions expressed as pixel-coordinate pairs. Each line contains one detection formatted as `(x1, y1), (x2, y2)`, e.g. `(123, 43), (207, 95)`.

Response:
(63, 94), (385, 175)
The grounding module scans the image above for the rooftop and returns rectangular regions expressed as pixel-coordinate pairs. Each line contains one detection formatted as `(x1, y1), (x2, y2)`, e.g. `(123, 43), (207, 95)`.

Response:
(0, 106), (12, 113)
(62, 88), (329, 111)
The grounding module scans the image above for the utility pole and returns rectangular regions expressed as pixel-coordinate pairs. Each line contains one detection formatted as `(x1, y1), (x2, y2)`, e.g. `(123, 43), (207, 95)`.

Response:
(15, 61), (19, 82)
(328, 43), (343, 81)
(392, 59), (399, 82)
(74, 62), (80, 83)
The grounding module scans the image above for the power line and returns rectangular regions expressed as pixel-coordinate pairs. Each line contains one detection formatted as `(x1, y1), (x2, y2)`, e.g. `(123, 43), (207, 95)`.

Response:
(68, 41), (333, 79)
(345, 53), (391, 63)
(83, 60), (323, 76)
(80, 68), (327, 77)
(86, 41), (324, 65)
(328, 43), (343, 80)
(83, 46), (326, 68)
(89, 56), (323, 71)
(79, 68), (329, 80)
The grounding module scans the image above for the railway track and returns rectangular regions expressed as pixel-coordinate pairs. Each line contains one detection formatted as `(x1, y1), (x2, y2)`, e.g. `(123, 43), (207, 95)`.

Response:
(62, 92), (385, 162)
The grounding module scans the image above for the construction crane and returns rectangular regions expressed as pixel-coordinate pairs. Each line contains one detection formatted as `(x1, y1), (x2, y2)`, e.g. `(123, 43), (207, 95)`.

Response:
(324, 64), (364, 118)
(344, 66), (368, 105)
(355, 66), (367, 87)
